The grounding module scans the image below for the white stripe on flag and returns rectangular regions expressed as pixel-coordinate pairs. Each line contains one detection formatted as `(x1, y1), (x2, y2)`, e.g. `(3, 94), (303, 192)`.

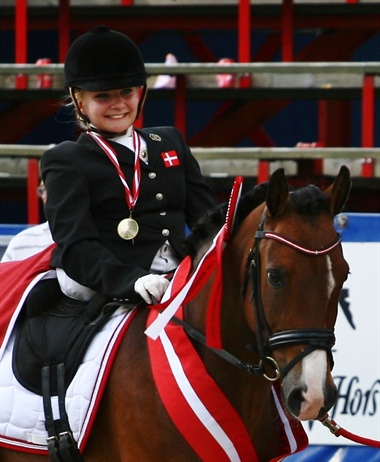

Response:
(271, 386), (298, 454)
(160, 328), (241, 462)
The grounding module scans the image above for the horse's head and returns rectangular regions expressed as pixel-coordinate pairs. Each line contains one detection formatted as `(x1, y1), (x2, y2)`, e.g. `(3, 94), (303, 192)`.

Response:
(239, 166), (351, 421)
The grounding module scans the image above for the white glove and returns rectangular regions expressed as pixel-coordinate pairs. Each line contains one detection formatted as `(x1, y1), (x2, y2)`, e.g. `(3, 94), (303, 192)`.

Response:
(134, 274), (170, 304)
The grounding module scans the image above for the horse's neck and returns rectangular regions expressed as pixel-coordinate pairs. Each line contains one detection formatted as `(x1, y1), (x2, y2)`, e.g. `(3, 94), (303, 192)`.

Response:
(182, 222), (285, 460)
(183, 251), (280, 445)
(200, 346), (281, 460)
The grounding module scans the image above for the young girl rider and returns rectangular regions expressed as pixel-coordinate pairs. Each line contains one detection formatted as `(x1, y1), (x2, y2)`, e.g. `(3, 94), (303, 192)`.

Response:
(40, 25), (216, 306)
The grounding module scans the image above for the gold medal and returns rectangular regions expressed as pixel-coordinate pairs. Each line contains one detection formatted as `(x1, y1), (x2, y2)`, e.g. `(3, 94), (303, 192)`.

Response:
(88, 130), (142, 242)
(117, 218), (139, 240)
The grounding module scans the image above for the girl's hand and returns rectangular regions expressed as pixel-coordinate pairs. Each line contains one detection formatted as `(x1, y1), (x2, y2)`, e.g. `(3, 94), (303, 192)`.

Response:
(134, 274), (169, 304)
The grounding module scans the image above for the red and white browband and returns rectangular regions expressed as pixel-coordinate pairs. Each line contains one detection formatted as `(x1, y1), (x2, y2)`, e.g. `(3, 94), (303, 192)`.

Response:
(255, 231), (342, 256)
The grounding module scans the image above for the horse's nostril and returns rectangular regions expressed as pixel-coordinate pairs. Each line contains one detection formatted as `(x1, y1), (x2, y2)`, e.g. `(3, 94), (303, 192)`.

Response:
(315, 391), (336, 420)
(286, 386), (307, 417)
(323, 383), (338, 414)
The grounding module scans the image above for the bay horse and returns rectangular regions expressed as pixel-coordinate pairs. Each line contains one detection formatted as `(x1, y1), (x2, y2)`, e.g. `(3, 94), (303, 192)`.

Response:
(1, 166), (351, 462)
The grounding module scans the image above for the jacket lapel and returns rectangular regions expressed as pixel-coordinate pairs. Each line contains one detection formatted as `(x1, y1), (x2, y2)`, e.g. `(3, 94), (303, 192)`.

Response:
(138, 129), (165, 170)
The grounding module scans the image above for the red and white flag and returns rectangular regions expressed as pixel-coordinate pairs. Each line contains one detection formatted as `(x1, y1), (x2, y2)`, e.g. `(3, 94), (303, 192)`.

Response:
(161, 150), (180, 167)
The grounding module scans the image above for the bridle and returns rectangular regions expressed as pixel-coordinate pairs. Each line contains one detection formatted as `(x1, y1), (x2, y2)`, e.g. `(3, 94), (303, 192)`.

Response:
(243, 210), (341, 381)
(169, 209), (341, 382)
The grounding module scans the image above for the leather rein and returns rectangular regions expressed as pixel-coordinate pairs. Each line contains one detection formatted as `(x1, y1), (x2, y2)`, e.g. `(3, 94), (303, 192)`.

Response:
(175, 210), (341, 382)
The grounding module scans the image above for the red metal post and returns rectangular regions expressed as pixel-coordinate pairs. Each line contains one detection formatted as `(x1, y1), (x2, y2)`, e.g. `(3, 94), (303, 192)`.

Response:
(282, 0), (294, 62)
(258, 161), (270, 184)
(238, 0), (252, 88)
(312, 99), (327, 175)
(36, 58), (53, 88)
(238, 0), (251, 63)
(15, 0), (28, 88)
(27, 159), (40, 224)
(175, 76), (187, 138)
(361, 74), (375, 177)
(239, 0), (259, 177)
(59, 0), (71, 63)
(318, 100), (328, 145)
(121, 0), (133, 5)
(250, 129), (274, 183)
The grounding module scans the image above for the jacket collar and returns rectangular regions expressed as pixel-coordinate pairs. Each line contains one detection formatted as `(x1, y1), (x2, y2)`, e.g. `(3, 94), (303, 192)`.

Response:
(79, 130), (164, 169)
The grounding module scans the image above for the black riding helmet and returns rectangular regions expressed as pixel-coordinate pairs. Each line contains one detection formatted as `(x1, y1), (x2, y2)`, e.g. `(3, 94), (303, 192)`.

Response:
(64, 25), (148, 129)
(64, 25), (147, 90)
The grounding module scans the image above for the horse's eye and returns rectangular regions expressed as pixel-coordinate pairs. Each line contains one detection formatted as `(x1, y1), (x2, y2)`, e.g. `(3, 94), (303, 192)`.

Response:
(267, 270), (283, 287)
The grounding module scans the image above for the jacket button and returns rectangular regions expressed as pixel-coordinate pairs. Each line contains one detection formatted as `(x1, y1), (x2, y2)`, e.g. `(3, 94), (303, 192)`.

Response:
(162, 229), (170, 236)
(156, 193), (163, 201)
(149, 172), (156, 179)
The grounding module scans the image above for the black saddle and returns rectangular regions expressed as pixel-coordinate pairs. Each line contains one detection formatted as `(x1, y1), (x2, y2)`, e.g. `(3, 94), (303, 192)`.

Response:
(12, 278), (116, 395)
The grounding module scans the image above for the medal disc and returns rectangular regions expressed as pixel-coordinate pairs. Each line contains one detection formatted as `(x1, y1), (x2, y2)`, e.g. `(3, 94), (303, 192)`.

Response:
(117, 218), (139, 240)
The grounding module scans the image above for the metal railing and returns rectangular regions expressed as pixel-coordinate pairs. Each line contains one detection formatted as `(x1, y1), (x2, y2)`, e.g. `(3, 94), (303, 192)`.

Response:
(1, 62), (379, 75)
(1, 144), (380, 159)
(1, 143), (379, 223)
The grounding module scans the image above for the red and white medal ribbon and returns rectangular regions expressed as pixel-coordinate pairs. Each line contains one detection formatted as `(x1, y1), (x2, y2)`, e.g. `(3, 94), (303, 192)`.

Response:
(88, 129), (141, 212)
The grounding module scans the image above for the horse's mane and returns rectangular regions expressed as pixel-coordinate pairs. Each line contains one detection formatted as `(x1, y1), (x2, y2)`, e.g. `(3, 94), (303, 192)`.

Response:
(183, 182), (329, 259)
(183, 182), (268, 258)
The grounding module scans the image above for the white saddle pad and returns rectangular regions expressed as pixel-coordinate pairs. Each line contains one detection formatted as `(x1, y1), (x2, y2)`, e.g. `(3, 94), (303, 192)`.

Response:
(0, 307), (135, 453)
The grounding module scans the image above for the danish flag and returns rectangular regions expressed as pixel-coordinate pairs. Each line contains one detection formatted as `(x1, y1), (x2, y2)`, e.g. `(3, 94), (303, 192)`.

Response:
(161, 150), (180, 167)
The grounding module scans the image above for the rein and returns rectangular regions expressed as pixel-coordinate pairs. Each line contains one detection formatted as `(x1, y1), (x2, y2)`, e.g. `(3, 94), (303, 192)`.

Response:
(170, 316), (266, 377)
(146, 179), (380, 450)
(152, 209), (341, 382)
(320, 414), (380, 448)
(147, 202), (341, 382)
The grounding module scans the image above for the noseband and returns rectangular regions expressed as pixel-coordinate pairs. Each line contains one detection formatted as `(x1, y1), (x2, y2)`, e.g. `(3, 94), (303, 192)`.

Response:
(244, 211), (341, 381)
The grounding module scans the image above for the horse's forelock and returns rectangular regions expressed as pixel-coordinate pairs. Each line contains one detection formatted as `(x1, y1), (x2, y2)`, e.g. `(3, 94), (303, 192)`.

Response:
(290, 184), (329, 216)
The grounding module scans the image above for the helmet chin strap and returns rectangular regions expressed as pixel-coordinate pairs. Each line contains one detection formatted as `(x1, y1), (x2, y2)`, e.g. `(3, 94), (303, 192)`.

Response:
(68, 87), (94, 131)
(68, 85), (147, 138)
(136, 84), (147, 120)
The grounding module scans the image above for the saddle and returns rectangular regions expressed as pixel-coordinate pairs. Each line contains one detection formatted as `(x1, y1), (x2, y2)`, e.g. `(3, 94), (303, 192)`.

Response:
(12, 278), (118, 462)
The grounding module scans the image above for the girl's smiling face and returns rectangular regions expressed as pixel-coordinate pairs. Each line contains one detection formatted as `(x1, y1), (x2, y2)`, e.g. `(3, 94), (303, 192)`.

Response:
(77, 86), (142, 134)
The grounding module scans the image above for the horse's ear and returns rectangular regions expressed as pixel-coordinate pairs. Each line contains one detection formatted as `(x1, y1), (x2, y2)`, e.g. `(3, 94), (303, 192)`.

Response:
(323, 165), (352, 216)
(266, 168), (289, 218)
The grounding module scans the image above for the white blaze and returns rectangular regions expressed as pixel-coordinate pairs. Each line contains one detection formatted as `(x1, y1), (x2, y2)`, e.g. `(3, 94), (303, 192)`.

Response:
(299, 349), (327, 419)
(325, 254), (335, 299)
